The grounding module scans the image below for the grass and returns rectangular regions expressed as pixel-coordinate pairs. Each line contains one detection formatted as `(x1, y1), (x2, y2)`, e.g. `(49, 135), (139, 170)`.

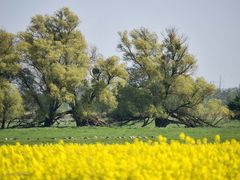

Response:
(0, 120), (240, 145)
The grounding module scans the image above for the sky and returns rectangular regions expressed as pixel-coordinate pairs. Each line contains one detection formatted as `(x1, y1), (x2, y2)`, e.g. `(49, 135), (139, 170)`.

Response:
(1, 0), (240, 88)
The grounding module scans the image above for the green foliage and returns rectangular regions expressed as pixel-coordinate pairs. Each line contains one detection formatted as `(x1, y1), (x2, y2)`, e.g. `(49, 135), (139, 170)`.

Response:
(93, 56), (128, 110)
(213, 87), (240, 105)
(17, 7), (88, 126)
(0, 29), (24, 128)
(71, 56), (128, 126)
(228, 96), (240, 120)
(112, 86), (152, 120)
(0, 30), (20, 80)
(117, 27), (231, 127)
(195, 99), (232, 125)
(0, 8), (233, 128)
(0, 81), (24, 128)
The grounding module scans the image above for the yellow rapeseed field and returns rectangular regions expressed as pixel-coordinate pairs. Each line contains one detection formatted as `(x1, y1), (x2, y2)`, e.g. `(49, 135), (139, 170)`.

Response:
(0, 134), (240, 180)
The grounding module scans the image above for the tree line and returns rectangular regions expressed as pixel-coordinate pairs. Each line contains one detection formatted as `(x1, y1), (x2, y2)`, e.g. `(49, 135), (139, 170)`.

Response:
(0, 7), (235, 129)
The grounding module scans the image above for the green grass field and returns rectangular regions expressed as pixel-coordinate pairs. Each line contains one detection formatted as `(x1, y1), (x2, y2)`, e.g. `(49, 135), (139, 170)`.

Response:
(0, 120), (240, 145)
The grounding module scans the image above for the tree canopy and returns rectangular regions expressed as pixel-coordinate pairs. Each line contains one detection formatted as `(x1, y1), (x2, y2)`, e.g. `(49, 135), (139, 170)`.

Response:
(70, 55), (128, 126)
(116, 28), (231, 127)
(0, 29), (21, 79)
(0, 30), (24, 128)
(17, 7), (89, 126)
(0, 81), (24, 128)
(0, 8), (234, 128)
(228, 95), (240, 120)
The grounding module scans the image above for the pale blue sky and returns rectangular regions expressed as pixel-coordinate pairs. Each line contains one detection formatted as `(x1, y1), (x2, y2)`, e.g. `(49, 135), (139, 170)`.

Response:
(1, 0), (240, 88)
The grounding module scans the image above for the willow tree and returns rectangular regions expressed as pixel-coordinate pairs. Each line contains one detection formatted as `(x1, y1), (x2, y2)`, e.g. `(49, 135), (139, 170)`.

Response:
(228, 95), (240, 120)
(17, 7), (88, 127)
(0, 29), (21, 79)
(0, 30), (24, 128)
(117, 28), (231, 127)
(0, 82), (24, 128)
(70, 55), (128, 126)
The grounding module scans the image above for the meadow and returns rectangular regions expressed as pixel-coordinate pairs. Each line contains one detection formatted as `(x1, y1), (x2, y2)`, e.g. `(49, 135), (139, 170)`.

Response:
(0, 120), (240, 145)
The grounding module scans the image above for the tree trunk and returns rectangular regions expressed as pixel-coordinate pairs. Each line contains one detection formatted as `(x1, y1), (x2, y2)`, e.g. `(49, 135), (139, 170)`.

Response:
(43, 101), (60, 127)
(72, 111), (88, 127)
(43, 110), (56, 127)
(1, 117), (6, 129)
(75, 118), (88, 126)
(70, 103), (88, 127)
(155, 118), (171, 127)
(1, 109), (7, 129)
(43, 117), (55, 127)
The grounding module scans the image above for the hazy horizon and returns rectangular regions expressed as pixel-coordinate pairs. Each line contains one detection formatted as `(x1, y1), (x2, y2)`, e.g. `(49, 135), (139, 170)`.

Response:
(1, 0), (240, 88)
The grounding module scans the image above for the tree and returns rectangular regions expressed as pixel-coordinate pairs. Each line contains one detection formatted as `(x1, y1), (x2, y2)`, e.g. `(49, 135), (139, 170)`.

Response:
(194, 99), (232, 126)
(111, 86), (156, 126)
(228, 95), (240, 120)
(0, 30), (24, 128)
(17, 7), (89, 127)
(117, 27), (231, 127)
(213, 86), (240, 105)
(70, 55), (128, 126)
(0, 29), (21, 79)
(0, 81), (24, 128)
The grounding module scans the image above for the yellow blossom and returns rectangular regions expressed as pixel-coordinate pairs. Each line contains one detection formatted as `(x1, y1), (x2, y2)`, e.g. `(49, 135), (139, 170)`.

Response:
(0, 135), (239, 179)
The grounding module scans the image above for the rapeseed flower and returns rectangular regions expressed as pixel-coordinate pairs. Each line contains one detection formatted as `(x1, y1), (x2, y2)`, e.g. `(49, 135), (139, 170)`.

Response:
(0, 134), (239, 179)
